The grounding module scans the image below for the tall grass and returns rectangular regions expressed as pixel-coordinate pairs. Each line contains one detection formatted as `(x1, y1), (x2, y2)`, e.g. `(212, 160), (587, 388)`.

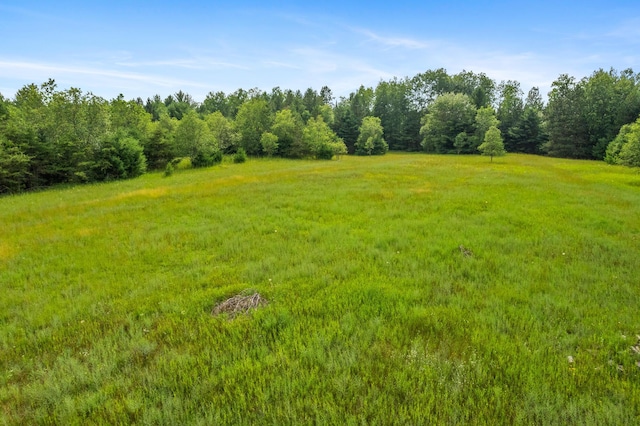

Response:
(1, 153), (639, 424)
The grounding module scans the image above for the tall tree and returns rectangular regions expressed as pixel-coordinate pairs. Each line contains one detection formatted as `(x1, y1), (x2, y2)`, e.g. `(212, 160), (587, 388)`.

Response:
(110, 94), (151, 141)
(420, 93), (477, 153)
(271, 109), (303, 158)
(199, 91), (229, 116)
(544, 74), (589, 158)
(583, 68), (640, 159)
(409, 68), (452, 112)
(356, 116), (388, 155)
(496, 81), (524, 152)
(143, 115), (177, 169)
(173, 111), (219, 166)
(205, 111), (238, 154)
(332, 100), (359, 154)
(234, 98), (273, 155)
(164, 91), (195, 120)
(373, 78), (420, 151)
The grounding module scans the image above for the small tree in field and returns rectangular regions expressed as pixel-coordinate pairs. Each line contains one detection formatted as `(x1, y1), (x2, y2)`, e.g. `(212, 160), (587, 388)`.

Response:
(478, 126), (506, 162)
(356, 116), (388, 155)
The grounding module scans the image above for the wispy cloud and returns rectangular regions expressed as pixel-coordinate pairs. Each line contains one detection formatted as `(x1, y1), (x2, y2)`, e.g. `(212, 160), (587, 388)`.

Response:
(116, 58), (249, 70)
(351, 27), (435, 50)
(0, 59), (210, 93)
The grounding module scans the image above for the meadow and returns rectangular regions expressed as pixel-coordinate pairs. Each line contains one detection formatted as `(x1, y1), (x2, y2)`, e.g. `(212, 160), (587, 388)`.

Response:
(1, 153), (639, 424)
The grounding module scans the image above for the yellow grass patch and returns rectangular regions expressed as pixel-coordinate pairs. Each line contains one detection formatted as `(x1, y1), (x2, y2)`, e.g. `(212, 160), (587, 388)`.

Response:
(76, 228), (96, 238)
(112, 187), (169, 201)
(411, 186), (432, 195)
(0, 243), (14, 261)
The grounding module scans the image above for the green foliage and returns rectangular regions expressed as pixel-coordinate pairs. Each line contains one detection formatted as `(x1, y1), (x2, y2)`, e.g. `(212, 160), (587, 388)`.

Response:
(618, 136), (640, 167)
(205, 111), (239, 154)
(608, 117), (640, 167)
(164, 91), (196, 120)
(373, 79), (421, 151)
(192, 148), (223, 168)
(583, 69), (640, 159)
(270, 109), (303, 158)
(478, 126), (506, 161)
(333, 102), (360, 154)
(235, 99), (273, 155)
(260, 132), (279, 157)
(110, 94), (151, 141)
(0, 138), (31, 193)
(144, 94), (169, 121)
(174, 111), (220, 167)
(512, 106), (547, 154)
(605, 123), (633, 164)
(87, 134), (147, 181)
(356, 116), (388, 155)
(544, 74), (589, 158)
(143, 115), (177, 169)
(453, 132), (469, 154)
(420, 93), (477, 153)
(163, 161), (175, 177)
(472, 106), (499, 153)
(545, 69), (640, 159)
(497, 80), (524, 152)
(233, 147), (247, 163)
(302, 116), (347, 159)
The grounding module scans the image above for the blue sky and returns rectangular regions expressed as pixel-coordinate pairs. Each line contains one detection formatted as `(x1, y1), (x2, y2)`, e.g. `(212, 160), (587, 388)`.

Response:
(1, 0), (638, 102)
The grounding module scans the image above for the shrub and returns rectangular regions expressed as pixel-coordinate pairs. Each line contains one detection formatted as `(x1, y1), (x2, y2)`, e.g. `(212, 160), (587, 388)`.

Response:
(316, 144), (335, 160)
(234, 147), (247, 163)
(89, 135), (147, 181)
(356, 116), (388, 155)
(191, 149), (223, 168)
(163, 162), (174, 177)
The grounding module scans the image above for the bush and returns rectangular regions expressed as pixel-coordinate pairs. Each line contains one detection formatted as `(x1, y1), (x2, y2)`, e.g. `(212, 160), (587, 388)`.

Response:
(89, 135), (147, 181)
(192, 149), (223, 168)
(316, 144), (335, 160)
(356, 116), (388, 155)
(163, 162), (174, 177)
(234, 147), (247, 163)
(606, 118), (640, 167)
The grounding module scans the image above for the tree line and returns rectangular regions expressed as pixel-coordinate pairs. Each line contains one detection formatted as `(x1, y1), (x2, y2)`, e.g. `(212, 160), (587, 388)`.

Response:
(1, 67), (640, 194)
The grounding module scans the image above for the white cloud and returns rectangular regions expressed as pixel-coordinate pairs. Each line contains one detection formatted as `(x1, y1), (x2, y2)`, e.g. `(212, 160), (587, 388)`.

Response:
(0, 59), (213, 99)
(351, 27), (435, 50)
(116, 58), (249, 70)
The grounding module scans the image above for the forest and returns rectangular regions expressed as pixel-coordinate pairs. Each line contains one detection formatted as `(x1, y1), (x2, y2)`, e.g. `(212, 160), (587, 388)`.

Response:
(1, 67), (640, 194)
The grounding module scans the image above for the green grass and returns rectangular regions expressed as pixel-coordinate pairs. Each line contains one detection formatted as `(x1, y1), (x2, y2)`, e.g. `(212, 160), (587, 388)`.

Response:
(1, 153), (639, 424)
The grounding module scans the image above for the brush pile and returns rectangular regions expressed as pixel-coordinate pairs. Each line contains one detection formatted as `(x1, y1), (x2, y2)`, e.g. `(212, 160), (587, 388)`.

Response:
(212, 292), (267, 318)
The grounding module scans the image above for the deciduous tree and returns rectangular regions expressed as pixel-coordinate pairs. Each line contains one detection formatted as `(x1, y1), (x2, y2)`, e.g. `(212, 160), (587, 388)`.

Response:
(420, 93), (476, 153)
(356, 116), (388, 155)
(234, 99), (272, 155)
(478, 126), (506, 161)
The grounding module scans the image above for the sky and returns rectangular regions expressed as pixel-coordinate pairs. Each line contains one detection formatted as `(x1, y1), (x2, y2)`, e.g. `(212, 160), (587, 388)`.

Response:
(1, 0), (639, 102)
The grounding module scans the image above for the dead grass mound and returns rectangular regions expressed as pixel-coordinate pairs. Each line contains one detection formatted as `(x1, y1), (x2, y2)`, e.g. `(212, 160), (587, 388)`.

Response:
(212, 292), (267, 318)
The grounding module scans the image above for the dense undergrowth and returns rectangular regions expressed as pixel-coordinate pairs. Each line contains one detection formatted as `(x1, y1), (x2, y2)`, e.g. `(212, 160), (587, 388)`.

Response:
(1, 153), (639, 424)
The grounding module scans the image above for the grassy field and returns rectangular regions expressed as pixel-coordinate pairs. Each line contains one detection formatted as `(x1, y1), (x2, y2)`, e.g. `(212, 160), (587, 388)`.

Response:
(1, 153), (639, 424)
